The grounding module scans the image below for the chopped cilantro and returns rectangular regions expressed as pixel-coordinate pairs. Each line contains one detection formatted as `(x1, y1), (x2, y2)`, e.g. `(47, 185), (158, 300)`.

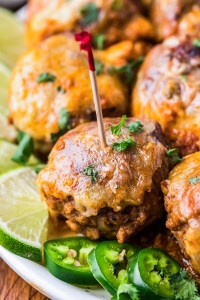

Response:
(95, 59), (103, 75)
(110, 115), (127, 135)
(111, 0), (123, 11)
(80, 3), (99, 26)
(83, 165), (98, 183)
(171, 269), (200, 300)
(12, 131), (34, 165)
(37, 72), (56, 83)
(181, 75), (187, 82)
(111, 283), (139, 300)
(112, 137), (136, 152)
(34, 164), (45, 174)
(51, 108), (71, 143)
(127, 121), (144, 133)
(109, 57), (144, 84)
(189, 176), (200, 185)
(57, 86), (66, 94)
(193, 38), (200, 48)
(166, 148), (183, 163)
(93, 34), (105, 50)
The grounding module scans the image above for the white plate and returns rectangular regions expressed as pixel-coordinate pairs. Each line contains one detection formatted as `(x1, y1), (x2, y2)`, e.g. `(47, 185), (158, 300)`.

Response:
(0, 245), (110, 300)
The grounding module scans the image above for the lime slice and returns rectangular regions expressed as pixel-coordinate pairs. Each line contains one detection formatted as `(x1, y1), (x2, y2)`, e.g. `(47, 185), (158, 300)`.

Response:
(0, 60), (17, 141)
(0, 8), (25, 68)
(0, 167), (48, 262)
(0, 140), (40, 175)
(0, 61), (10, 112)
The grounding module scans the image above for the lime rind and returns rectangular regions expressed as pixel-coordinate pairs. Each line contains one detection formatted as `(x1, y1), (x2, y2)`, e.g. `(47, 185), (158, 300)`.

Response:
(0, 167), (48, 262)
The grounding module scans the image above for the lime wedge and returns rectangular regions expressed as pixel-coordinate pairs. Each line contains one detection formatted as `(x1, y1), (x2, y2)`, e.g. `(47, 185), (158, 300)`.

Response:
(0, 60), (17, 141)
(0, 140), (40, 175)
(0, 61), (10, 112)
(0, 167), (48, 262)
(0, 8), (25, 68)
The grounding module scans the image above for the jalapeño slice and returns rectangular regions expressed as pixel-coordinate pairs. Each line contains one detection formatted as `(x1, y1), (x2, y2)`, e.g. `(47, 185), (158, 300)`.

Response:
(88, 240), (139, 295)
(128, 248), (180, 299)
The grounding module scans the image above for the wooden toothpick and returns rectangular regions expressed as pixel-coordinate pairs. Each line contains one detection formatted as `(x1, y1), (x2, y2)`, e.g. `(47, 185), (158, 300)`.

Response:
(75, 31), (107, 148)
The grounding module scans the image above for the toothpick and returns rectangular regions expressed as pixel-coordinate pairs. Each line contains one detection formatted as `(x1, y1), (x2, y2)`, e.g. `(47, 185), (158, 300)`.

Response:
(75, 31), (107, 148)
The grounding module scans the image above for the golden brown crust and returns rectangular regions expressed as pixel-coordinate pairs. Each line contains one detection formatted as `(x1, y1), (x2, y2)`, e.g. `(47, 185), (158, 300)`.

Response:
(162, 152), (200, 275)
(26, 0), (154, 48)
(9, 34), (127, 143)
(132, 36), (200, 156)
(38, 118), (169, 242)
(151, 0), (200, 40)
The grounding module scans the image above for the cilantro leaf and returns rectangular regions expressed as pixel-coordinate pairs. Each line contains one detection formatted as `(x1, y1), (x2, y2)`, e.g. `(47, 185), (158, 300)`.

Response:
(171, 269), (200, 300)
(193, 38), (200, 48)
(51, 108), (71, 143)
(111, 283), (140, 300)
(112, 137), (136, 152)
(93, 34), (105, 50)
(80, 3), (99, 26)
(12, 131), (34, 165)
(34, 164), (46, 174)
(111, 0), (123, 11)
(189, 176), (200, 185)
(166, 148), (183, 163)
(181, 75), (187, 82)
(127, 121), (143, 133)
(37, 72), (56, 83)
(94, 59), (104, 75)
(110, 115), (127, 135)
(109, 57), (144, 85)
(83, 165), (98, 183)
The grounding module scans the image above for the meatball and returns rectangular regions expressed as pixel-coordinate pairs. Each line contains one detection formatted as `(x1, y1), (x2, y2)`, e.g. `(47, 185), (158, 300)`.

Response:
(162, 151), (200, 277)
(9, 34), (127, 144)
(132, 36), (200, 156)
(37, 118), (169, 243)
(26, 0), (154, 48)
(151, 0), (200, 40)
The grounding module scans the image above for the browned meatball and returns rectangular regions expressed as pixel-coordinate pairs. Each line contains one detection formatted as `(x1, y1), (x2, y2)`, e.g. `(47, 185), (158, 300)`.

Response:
(9, 34), (127, 146)
(26, 0), (154, 48)
(162, 151), (200, 277)
(132, 35), (200, 156)
(151, 0), (200, 40)
(37, 117), (169, 243)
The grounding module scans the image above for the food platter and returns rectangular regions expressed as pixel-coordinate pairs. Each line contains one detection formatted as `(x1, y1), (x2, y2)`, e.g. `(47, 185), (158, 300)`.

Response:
(1, 1), (200, 300)
(0, 245), (109, 300)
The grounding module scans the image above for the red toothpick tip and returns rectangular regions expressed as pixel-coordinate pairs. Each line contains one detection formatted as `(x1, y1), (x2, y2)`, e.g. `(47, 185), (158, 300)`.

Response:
(75, 31), (95, 71)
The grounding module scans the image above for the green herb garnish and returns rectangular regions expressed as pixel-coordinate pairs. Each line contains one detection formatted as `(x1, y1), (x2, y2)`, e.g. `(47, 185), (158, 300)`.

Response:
(34, 164), (45, 174)
(127, 121), (144, 133)
(95, 59), (104, 75)
(80, 3), (99, 26)
(111, 0), (123, 11)
(109, 57), (144, 84)
(110, 115), (126, 135)
(57, 86), (66, 94)
(112, 283), (139, 300)
(166, 148), (183, 163)
(193, 38), (200, 48)
(171, 269), (200, 300)
(112, 137), (136, 152)
(93, 34), (105, 50)
(37, 72), (56, 83)
(181, 75), (187, 82)
(83, 165), (98, 183)
(189, 176), (200, 185)
(12, 131), (34, 165)
(51, 108), (71, 143)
